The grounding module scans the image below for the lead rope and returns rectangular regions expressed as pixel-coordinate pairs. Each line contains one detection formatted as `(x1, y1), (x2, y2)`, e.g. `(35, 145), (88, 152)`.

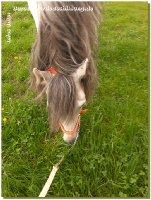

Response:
(39, 132), (79, 197)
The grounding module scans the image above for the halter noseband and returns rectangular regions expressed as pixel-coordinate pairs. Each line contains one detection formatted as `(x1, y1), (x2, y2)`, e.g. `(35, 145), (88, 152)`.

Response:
(47, 67), (87, 136)
(59, 114), (81, 135)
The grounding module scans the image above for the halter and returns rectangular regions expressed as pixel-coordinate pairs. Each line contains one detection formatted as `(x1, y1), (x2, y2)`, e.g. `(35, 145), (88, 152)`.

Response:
(59, 115), (80, 135)
(48, 67), (87, 135)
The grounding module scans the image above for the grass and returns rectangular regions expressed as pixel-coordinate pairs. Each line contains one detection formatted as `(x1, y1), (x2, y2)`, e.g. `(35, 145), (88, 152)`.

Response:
(2, 2), (149, 198)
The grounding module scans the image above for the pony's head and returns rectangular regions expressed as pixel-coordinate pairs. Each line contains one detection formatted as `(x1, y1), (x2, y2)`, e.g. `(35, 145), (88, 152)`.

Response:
(29, 1), (101, 142)
(33, 58), (88, 142)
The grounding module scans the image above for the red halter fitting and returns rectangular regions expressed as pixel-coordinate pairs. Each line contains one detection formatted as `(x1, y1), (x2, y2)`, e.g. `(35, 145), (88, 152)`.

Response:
(48, 67), (57, 74)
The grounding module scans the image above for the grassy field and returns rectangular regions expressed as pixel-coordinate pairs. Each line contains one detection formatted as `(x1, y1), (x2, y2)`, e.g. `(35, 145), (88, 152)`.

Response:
(2, 2), (149, 198)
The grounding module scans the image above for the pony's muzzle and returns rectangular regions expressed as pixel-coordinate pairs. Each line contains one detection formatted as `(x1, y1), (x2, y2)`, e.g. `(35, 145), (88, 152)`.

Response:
(63, 132), (78, 143)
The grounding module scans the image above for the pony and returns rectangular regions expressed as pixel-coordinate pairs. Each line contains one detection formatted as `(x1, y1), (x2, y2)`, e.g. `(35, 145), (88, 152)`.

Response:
(28, 1), (101, 142)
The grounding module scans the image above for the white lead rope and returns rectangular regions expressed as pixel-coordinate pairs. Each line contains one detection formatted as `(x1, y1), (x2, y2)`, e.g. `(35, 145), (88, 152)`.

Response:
(39, 165), (59, 197)
(39, 133), (79, 197)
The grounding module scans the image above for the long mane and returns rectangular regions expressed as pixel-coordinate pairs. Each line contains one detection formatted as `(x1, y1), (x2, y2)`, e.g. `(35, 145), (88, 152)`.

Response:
(30, 1), (101, 132)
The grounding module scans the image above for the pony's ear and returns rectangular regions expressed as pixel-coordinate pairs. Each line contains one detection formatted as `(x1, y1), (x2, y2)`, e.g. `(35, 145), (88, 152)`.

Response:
(72, 58), (88, 81)
(33, 68), (51, 85)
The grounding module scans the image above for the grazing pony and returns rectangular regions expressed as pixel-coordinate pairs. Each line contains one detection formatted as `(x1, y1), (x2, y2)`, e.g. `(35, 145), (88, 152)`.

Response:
(28, 1), (101, 142)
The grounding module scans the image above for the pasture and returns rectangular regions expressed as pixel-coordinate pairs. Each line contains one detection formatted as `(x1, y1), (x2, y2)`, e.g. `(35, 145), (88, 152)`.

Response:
(2, 2), (149, 198)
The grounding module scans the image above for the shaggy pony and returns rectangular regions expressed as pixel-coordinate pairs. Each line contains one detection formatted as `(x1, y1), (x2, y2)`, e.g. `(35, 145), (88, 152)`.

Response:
(30, 2), (101, 132)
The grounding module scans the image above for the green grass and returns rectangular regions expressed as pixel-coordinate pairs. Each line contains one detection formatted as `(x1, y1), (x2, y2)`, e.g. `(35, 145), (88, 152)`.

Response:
(2, 2), (149, 198)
